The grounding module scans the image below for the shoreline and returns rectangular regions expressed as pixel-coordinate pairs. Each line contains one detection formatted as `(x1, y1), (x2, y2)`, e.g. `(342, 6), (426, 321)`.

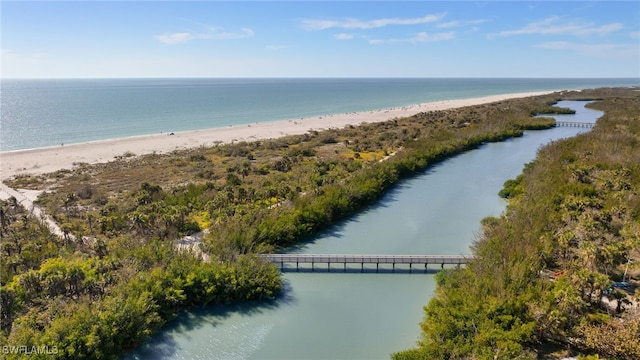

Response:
(0, 90), (554, 179)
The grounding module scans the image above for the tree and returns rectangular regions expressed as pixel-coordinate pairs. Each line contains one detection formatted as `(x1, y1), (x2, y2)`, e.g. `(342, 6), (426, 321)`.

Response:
(61, 223), (73, 244)
(240, 160), (251, 179)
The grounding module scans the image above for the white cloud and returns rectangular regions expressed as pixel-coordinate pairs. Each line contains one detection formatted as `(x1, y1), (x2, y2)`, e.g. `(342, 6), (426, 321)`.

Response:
(301, 13), (446, 31)
(534, 41), (639, 58)
(265, 45), (287, 51)
(437, 19), (485, 29)
(334, 33), (355, 40)
(155, 28), (254, 45)
(494, 16), (623, 38)
(155, 32), (193, 45)
(369, 31), (455, 45)
(630, 31), (640, 39)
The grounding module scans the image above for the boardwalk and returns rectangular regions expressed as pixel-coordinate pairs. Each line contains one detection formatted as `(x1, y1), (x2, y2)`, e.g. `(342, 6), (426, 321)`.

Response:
(260, 254), (471, 272)
(555, 121), (595, 128)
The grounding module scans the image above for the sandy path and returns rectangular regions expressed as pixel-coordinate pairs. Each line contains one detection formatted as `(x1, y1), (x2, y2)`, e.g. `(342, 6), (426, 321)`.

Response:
(0, 182), (67, 238)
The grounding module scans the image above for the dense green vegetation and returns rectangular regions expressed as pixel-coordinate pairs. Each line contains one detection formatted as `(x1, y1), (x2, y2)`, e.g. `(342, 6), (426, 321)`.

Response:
(0, 197), (280, 359)
(2, 88), (634, 359)
(394, 89), (640, 359)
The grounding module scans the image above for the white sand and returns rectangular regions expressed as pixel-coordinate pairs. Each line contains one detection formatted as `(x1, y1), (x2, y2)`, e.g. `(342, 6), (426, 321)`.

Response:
(0, 91), (554, 179)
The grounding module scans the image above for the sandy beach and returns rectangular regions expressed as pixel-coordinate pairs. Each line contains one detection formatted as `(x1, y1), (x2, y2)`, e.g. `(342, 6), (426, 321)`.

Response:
(1, 91), (554, 180)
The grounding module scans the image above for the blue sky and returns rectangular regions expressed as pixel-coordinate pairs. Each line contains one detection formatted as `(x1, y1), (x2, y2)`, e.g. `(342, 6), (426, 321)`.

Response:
(2, 1), (639, 78)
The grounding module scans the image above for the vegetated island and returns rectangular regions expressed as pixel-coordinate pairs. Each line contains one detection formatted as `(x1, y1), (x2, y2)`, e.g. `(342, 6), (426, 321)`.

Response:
(0, 87), (637, 359)
(394, 88), (640, 360)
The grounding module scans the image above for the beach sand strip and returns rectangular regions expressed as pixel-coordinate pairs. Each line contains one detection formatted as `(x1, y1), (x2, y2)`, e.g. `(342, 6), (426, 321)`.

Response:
(1, 91), (554, 179)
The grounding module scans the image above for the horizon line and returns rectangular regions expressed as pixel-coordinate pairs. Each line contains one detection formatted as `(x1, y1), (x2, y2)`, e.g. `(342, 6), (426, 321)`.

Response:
(3, 76), (639, 80)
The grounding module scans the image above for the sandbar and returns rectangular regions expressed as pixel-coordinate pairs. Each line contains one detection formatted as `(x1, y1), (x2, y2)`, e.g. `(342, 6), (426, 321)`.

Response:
(1, 91), (554, 180)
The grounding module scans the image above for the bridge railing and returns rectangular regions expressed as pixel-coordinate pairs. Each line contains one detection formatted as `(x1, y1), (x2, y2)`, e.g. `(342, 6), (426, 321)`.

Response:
(260, 254), (472, 265)
(555, 121), (595, 128)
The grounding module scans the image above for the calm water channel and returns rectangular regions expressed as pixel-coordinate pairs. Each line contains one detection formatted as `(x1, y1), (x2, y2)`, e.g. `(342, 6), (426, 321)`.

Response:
(125, 101), (601, 360)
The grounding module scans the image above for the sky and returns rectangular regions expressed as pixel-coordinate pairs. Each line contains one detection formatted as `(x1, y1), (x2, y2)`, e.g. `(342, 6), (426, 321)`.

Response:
(1, 1), (639, 78)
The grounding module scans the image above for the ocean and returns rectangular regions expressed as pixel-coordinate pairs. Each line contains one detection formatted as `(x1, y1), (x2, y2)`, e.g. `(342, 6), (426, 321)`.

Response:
(1, 78), (638, 152)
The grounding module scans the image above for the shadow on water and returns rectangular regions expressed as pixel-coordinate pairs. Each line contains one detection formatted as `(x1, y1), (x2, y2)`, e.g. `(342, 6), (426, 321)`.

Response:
(123, 280), (297, 359)
(285, 162), (447, 252)
(279, 266), (449, 275)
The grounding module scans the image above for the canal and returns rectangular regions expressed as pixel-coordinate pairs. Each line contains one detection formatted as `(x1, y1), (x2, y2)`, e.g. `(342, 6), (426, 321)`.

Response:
(125, 101), (601, 359)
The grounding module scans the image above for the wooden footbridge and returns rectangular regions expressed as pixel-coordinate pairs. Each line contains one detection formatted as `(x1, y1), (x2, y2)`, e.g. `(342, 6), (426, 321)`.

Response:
(555, 121), (595, 128)
(260, 254), (472, 272)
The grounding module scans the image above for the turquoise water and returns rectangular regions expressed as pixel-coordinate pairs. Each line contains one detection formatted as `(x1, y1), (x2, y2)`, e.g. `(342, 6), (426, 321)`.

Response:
(125, 102), (599, 359)
(1, 78), (637, 151)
